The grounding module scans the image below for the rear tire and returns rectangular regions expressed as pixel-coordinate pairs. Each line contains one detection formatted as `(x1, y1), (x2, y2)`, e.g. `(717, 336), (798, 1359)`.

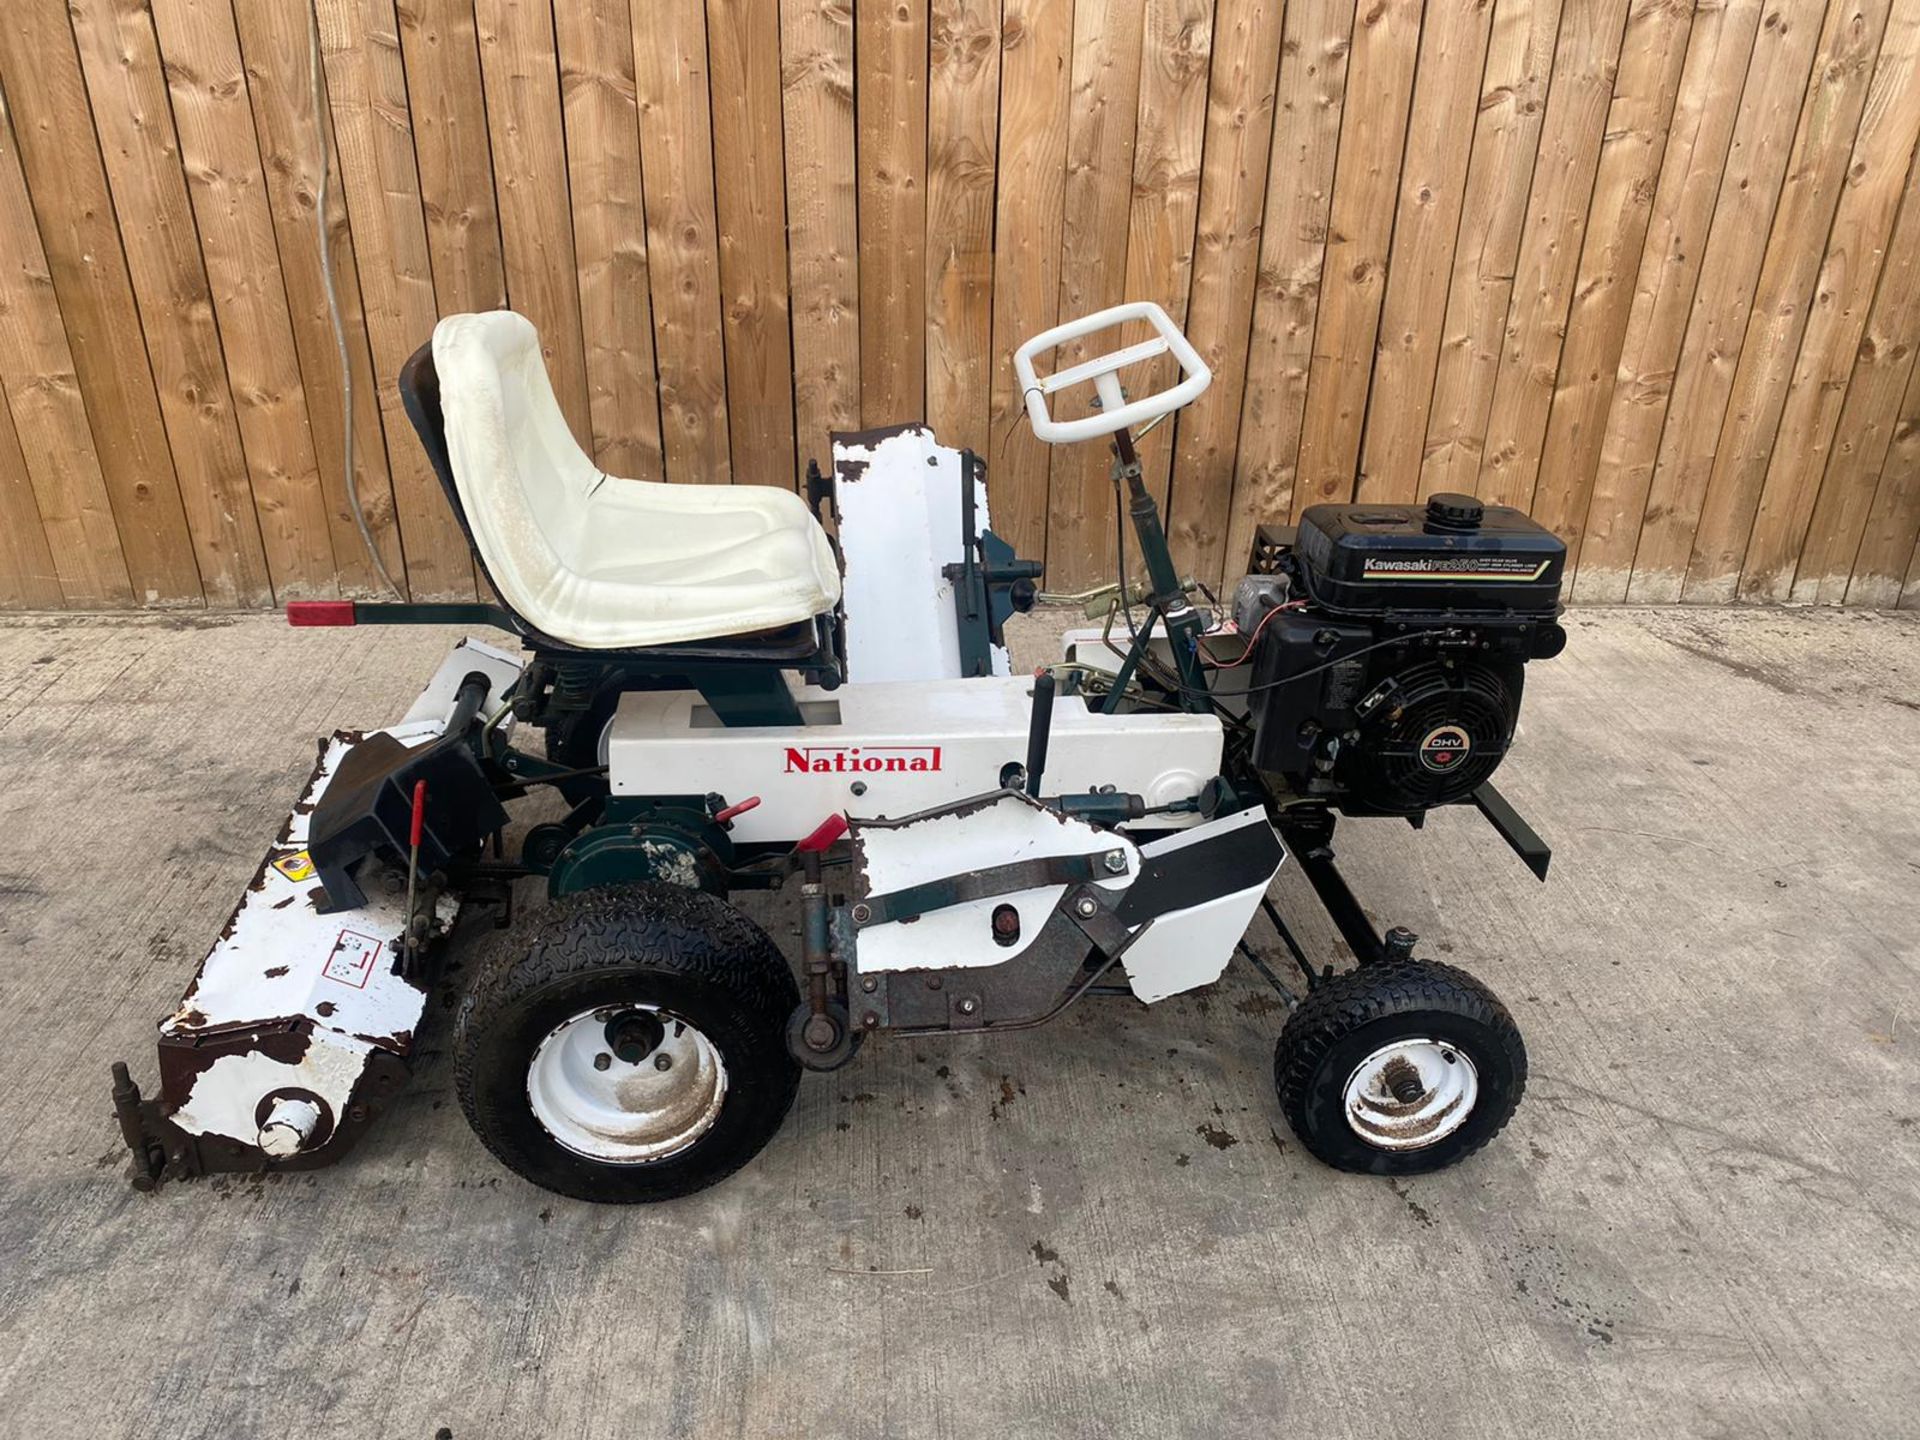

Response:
(1273, 958), (1525, 1175)
(455, 884), (801, 1202)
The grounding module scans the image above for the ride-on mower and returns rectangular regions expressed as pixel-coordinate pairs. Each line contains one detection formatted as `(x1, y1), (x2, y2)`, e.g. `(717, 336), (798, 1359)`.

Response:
(111, 302), (1566, 1202)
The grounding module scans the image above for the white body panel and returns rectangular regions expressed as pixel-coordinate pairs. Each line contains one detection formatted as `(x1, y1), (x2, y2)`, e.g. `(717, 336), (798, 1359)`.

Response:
(1119, 808), (1279, 1001)
(848, 793), (1285, 1002)
(608, 676), (1222, 843)
(833, 424), (1008, 683)
(852, 797), (1138, 973)
(164, 640), (522, 1148)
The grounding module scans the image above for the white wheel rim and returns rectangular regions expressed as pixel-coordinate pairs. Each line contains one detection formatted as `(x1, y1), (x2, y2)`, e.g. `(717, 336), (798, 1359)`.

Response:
(527, 1006), (728, 1164)
(1342, 1038), (1479, 1150)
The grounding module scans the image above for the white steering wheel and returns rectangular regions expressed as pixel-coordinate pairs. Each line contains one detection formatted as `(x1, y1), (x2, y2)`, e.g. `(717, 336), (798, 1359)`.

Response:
(1012, 301), (1211, 444)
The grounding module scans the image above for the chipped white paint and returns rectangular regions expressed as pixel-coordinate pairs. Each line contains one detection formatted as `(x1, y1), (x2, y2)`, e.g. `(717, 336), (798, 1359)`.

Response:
(163, 641), (522, 1149)
(850, 793), (1284, 1003)
(834, 424), (1008, 683)
(258, 1097), (324, 1156)
(171, 1035), (376, 1152)
(851, 791), (1137, 972)
(608, 675), (1222, 843)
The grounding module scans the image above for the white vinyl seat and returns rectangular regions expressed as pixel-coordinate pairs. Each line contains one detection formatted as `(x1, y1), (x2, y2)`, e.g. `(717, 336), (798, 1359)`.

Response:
(431, 311), (840, 650)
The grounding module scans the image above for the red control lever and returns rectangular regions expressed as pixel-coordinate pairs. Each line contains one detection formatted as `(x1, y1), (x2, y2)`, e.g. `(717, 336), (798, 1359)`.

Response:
(794, 813), (849, 853)
(409, 779), (428, 848)
(712, 795), (762, 825)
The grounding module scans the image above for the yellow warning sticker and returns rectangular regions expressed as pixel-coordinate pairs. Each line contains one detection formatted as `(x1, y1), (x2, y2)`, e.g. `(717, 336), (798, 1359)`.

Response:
(272, 850), (316, 882)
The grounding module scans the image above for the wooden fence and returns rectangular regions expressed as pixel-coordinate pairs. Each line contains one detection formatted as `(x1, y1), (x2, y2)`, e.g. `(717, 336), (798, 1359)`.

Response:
(1, 0), (1918, 610)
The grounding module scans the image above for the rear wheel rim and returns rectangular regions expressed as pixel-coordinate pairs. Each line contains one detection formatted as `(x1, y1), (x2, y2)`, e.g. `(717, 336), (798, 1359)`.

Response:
(527, 1005), (728, 1164)
(1341, 1038), (1478, 1150)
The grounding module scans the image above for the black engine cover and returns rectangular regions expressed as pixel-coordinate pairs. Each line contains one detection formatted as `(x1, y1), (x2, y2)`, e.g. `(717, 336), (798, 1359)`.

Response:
(1295, 493), (1565, 615)
(1244, 494), (1565, 817)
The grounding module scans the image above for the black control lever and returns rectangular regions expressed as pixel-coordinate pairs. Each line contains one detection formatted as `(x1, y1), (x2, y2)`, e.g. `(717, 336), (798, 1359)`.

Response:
(1025, 670), (1055, 798)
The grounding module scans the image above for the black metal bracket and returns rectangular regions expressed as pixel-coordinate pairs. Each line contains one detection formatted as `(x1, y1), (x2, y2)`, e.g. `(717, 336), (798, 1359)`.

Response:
(852, 849), (1123, 929)
(1471, 781), (1552, 880)
(942, 449), (1043, 677)
(848, 882), (1142, 1034)
(1275, 805), (1387, 967)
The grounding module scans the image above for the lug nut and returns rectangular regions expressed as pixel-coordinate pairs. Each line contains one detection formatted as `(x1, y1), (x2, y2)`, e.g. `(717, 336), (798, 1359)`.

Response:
(958, 997), (978, 1016)
(1076, 897), (1098, 918)
(860, 976), (878, 993)
(653, 1053), (673, 1072)
(593, 1052), (612, 1071)
(1103, 851), (1128, 875)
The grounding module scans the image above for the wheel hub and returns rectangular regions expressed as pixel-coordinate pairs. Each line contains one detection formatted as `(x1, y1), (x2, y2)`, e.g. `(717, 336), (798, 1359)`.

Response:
(527, 1005), (727, 1163)
(1342, 1038), (1479, 1150)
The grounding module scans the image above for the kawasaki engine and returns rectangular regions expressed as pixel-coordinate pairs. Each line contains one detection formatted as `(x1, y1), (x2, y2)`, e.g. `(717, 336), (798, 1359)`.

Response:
(1236, 494), (1566, 817)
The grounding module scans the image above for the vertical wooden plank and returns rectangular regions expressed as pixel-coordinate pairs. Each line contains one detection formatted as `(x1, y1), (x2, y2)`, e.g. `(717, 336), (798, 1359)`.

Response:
(395, 0), (511, 628)
(1683, 0), (1891, 600)
(318, 0), (476, 598)
(1901, 422), (1920, 607)
(1835, 332), (1920, 607)
(633, 0), (731, 483)
(152, 0), (341, 599)
(553, 0), (666, 482)
(1474, 0), (1635, 512)
(1626, 0), (1835, 601)
(858, 0), (929, 425)
(1795, 153), (1920, 602)
(1741, 0), (1920, 599)
(1416, 0), (1562, 501)
(396, 0), (506, 315)
(0, 81), (134, 606)
(1867, 355), (1920, 601)
(1571, 0), (1762, 598)
(0, 384), (63, 609)
(1122, 0), (1213, 521)
(1288, 0), (1424, 519)
(784, 0), (860, 463)
(926, 0), (1002, 457)
(1223, 0), (1353, 572)
(0, 0), (201, 605)
(231, 0), (404, 598)
(1529, 0), (1694, 566)
(474, 0), (591, 440)
(1165, 0), (1287, 584)
(1839, 170), (1920, 604)
(1356, 0), (1496, 505)
(986, 0), (1076, 562)
(69, 0), (274, 606)
(709, 0), (800, 486)
(1044, 0), (1146, 588)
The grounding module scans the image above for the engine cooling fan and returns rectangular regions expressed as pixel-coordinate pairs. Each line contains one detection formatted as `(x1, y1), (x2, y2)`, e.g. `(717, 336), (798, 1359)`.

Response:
(1340, 659), (1521, 814)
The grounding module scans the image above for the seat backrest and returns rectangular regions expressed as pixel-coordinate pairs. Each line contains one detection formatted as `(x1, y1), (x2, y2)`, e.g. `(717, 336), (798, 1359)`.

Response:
(424, 311), (601, 591)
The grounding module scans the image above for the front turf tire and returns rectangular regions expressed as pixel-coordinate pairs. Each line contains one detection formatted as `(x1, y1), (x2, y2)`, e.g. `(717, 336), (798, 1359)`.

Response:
(455, 884), (801, 1203)
(1273, 958), (1526, 1176)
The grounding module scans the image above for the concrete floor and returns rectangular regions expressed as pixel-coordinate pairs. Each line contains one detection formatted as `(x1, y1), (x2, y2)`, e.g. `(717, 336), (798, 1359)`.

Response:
(0, 605), (1916, 1438)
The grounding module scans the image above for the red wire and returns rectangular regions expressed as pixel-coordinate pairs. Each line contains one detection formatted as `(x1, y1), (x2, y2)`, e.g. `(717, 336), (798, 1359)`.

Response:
(1204, 598), (1307, 669)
